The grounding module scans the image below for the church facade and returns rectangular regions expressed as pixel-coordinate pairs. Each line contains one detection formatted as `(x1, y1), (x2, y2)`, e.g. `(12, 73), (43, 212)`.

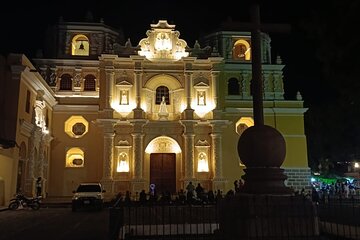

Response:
(0, 19), (310, 203)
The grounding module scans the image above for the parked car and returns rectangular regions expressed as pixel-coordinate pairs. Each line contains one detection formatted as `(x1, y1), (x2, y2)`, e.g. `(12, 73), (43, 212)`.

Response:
(72, 183), (105, 211)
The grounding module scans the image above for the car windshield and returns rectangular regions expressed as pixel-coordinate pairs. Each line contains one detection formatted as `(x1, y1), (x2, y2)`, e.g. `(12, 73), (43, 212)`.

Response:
(76, 185), (101, 192)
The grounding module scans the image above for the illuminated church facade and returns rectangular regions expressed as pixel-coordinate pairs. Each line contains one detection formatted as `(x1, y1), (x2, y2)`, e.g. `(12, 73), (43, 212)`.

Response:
(0, 19), (310, 203)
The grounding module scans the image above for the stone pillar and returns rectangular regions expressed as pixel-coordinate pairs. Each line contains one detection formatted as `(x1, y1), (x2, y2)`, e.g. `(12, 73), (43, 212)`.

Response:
(210, 121), (229, 192)
(241, 71), (251, 100)
(101, 122), (115, 194)
(104, 69), (114, 118)
(133, 70), (144, 118)
(130, 120), (147, 193)
(181, 120), (196, 185)
(103, 132), (115, 180)
(183, 72), (194, 119)
(134, 70), (142, 109)
(131, 133), (144, 180)
(25, 128), (41, 196)
(211, 71), (222, 119)
(211, 133), (223, 179)
(263, 72), (274, 100)
(184, 133), (195, 180)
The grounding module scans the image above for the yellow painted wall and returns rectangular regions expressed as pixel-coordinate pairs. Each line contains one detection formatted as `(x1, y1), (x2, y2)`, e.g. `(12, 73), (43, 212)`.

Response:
(49, 111), (103, 196)
(0, 151), (16, 206)
(220, 108), (308, 192)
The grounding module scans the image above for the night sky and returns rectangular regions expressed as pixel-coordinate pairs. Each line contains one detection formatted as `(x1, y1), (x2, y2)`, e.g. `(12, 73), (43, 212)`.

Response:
(1, 0), (360, 172)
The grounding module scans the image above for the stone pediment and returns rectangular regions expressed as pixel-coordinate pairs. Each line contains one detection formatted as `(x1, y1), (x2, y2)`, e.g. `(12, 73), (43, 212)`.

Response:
(116, 80), (132, 87)
(196, 140), (210, 146)
(138, 20), (189, 61)
(194, 81), (209, 89)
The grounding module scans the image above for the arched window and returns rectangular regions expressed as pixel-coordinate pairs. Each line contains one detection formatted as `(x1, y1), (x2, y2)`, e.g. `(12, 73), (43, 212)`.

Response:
(71, 34), (90, 56)
(66, 147), (84, 168)
(60, 74), (72, 90)
(155, 86), (170, 104)
(228, 78), (240, 95)
(232, 39), (251, 60)
(84, 74), (96, 91)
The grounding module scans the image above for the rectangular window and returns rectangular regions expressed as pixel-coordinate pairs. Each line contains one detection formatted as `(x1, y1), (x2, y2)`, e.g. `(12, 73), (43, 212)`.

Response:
(25, 90), (31, 113)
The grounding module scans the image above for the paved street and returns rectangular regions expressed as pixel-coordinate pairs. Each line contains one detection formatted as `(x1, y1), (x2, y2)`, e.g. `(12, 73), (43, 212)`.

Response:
(0, 207), (109, 240)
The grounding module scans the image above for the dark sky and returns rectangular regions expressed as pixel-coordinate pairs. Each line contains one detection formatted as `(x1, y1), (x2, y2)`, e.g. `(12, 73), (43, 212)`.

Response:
(4, 0), (360, 166)
(1, 0), (311, 97)
(1, 1), (302, 56)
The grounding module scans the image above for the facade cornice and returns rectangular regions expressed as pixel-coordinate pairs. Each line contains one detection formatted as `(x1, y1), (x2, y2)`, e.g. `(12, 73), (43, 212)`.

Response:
(22, 68), (57, 107)
(19, 119), (35, 138)
(224, 107), (308, 115)
(33, 58), (99, 67)
(272, 108), (308, 115)
(53, 105), (99, 112)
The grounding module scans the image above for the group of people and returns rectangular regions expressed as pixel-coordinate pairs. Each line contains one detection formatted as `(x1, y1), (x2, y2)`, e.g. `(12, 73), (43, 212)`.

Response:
(309, 180), (359, 203)
(233, 179), (244, 193)
(115, 182), (227, 205)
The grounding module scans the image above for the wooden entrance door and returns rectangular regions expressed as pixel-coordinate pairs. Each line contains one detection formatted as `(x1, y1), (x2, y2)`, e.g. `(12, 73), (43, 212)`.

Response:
(150, 153), (176, 194)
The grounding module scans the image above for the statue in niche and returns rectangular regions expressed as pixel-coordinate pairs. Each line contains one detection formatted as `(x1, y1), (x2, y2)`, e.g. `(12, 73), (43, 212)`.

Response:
(34, 100), (46, 130)
(120, 90), (128, 105)
(158, 96), (169, 121)
(198, 91), (206, 105)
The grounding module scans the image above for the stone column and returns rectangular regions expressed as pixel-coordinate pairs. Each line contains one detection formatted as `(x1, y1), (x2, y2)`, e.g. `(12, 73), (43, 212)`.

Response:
(130, 120), (147, 193)
(38, 135), (45, 179)
(211, 133), (223, 179)
(103, 132), (115, 180)
(184, 133), (195, 180)
(181, 120), (196, 185)
(211, 71), (222, 119)
(210, 121), (229, 192)
(131, 133), (144, 179)
(263, 72), (274, 100)
(183, 72), (194, 119)
(241, 71), (251, 100)
(134, 70), (142, 109)
(133, 70), (144, 118)
(25, 127), (41, 196)
(104, 69), (114, 118)
(99, 121), (115, 195)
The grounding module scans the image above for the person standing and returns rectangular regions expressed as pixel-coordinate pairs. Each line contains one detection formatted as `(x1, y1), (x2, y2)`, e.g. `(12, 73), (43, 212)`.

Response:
(186, 181), (195, 203)
(36, 177), (42, 197)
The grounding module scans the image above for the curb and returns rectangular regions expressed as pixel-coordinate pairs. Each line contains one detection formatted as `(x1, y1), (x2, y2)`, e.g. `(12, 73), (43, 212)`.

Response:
(0, 207), (9, 212)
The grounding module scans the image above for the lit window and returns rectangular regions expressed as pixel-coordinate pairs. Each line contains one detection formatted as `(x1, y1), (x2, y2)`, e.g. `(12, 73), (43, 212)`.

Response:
(228, 78), (240, 95)
(65, 116), (89, 138)
(71, 34), (90, 56)
(60, 74), (72, 90)
(235, 117), (254, 135)
(155, 86), (170, 104)
(232, 39), (251, 61)
(66, 147), (84, 168)
(84, 74), (96, 91)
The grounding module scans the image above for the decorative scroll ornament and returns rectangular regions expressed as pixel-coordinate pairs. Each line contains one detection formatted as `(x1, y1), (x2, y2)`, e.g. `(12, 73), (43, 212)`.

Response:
(138, 20), (189, 61)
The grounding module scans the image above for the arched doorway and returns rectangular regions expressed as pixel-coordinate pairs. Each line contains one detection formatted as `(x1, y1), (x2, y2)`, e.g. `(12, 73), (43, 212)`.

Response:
(150, 153), (176, 194)
(145, 136), (182, 194)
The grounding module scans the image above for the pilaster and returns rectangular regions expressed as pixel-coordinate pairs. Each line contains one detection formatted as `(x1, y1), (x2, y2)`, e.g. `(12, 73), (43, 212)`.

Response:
(180, 120), (196, 181)
(210, 120), (230, 192)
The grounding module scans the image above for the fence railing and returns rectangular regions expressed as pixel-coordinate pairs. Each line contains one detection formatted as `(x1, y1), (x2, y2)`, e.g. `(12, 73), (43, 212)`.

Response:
(109, 195), (360, 240)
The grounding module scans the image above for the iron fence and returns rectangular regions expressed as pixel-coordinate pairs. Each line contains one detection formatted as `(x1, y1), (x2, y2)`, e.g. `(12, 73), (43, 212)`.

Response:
(109, 195), (360, 240)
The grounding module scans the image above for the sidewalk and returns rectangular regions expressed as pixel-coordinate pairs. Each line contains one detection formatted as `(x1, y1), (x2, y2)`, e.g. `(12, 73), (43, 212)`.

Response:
(0, 205), (8, 211)
(0, 196), (72, 211)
